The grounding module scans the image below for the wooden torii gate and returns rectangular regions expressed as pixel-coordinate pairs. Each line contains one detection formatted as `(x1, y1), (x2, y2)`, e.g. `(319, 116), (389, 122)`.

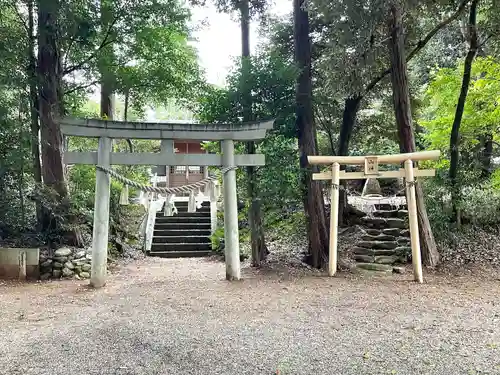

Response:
(60, 118), (274, 288)
(308, 150), (440, 283)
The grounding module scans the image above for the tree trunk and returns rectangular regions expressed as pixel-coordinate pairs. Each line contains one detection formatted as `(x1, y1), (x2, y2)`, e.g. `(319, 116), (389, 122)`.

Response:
(387, 2), (440, 267)
(100, 0), (115, 121)
(27, 0), (43, 228)
(294, 0), (329, 268)
(449, 0), (479, 219)
(337, 96), (362, 225)
(239, 0), (267, 266)
(37, 0), (68, 200)
(480, 134), (493, 178)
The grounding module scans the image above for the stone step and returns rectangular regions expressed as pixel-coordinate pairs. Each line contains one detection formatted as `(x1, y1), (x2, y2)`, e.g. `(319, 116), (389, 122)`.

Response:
(353, 247), (397, 256)
(361, 233), (397, 242)
(357, 240), (398, 250)
(374, 203), (407, 211)
(156, 211), (208, 217)
(354, 255), (400, 264)
(154, 229), (211, 237)
(355, 262), (393, 273)
(156, 216), (211, 224)
(152, 235), (210, 244)
(361, 217), (407, 230)
(372, 210), (408, 219)
(148, 250), (211, 258)
(154, 222), (211, 230)
(150, 243), (212, 252)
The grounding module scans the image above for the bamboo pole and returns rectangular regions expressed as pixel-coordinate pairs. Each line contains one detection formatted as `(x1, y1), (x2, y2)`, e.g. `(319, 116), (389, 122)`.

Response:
(329, 162), (340, 276)
(404, 159), (423, 283)
(308, 150), (440, 166)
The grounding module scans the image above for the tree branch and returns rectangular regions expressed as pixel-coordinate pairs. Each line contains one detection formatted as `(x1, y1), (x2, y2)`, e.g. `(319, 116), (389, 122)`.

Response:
(364, 0), (471, 94)
(62, 17), (119, 75)
(63, 80), (100, 95)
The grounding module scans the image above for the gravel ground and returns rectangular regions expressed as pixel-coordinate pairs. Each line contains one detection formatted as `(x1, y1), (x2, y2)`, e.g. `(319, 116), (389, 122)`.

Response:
(1, 258), (500, 375)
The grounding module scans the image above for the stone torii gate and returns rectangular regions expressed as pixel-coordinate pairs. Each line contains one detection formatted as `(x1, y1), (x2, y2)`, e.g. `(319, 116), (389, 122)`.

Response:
(60, 118), (274, 288)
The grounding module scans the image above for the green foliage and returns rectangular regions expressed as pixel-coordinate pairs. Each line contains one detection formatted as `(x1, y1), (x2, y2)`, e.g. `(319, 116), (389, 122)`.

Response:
(421, 57), (500, 180)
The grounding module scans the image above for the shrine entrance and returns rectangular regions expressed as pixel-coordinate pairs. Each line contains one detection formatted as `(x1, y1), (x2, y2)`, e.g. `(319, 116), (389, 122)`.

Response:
(308, 150), (440, 283)
(60, 117), (274, 288)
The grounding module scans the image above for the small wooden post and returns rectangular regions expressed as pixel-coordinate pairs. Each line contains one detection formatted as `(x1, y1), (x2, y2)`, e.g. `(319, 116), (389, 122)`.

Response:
(404, 159), (423, 283)
(329, 162), (340, 276)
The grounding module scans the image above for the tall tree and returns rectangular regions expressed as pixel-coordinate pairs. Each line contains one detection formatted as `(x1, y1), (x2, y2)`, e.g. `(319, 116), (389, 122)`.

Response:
(37, 0), (68, 199)
(449, 0), (480, 222)
(27, 0), (43, 228)
(387, 1), (440, 267)
(239, 0), (268, 266)
(294, 0), (329, 268)
(99, 0), (116, 120)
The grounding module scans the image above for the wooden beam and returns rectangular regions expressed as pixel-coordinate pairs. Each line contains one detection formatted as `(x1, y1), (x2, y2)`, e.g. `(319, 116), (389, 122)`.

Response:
(312, 168), (435, 181)
(63, 151), (266, 166)
(308, 150), (440, 165)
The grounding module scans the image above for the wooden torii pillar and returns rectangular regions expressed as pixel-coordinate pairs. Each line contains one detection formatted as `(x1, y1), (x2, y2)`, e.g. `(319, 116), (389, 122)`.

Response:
(60, 118), (274, 288)
(308, 150), (440, 283)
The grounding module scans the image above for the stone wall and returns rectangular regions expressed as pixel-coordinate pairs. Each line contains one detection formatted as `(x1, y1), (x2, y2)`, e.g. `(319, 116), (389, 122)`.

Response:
(39, 247), (92, 280)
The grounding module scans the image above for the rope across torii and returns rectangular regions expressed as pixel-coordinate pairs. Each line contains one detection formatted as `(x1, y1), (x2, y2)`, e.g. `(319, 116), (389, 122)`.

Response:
(60, 117), (274, 288)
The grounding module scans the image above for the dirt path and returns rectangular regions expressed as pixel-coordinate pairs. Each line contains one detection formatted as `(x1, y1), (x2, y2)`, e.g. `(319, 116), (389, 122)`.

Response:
(0, 258), (499, 375)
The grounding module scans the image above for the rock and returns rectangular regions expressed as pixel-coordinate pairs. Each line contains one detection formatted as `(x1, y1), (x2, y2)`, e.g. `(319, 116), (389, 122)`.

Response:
(74, 266), (82, 274)
(374, 255), (399, 264)
(85, 254), (92, 260)
(395, 246), (411, 256)
(74, 250), (86, 259)
(362, 178), (382, 196)
(372, 210), (399, 218)
(81, 263), (91, 272)
(353, 247), (396, 256)
(357, 241), (398, 250)
(361, 217), (386, 229)
(393, 266), (406, 274)
(53, 262), (63, 269)
(356, 263), (393, 272)
(382, 228), (402, 237)
(337, 258), (353, 270)
(40, 273), (51, 281)
(62, 267), (74, 277)
(55, 247), (72, 257)
(79, 271), (90, 279)
(361, 234), (397, 242)
(400, 229), (411, 238)
(397, 210), (408, 218)
(52, 256), (68, 263)
(354, 254), (375, 263)
(397, 237), (410, 245)
(52, 269), (62, 278)
(364, 228), (381, 236)
(386, 218), (407, 229)
(40, 259), (53, 268)
(74, 274), (81, 280)
(64, 261), (75, 270)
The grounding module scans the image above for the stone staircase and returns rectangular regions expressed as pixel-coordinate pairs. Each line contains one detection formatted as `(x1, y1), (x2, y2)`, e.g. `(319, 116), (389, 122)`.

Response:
(354, 204), (411, 273)
(148, 201), (212, 258)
